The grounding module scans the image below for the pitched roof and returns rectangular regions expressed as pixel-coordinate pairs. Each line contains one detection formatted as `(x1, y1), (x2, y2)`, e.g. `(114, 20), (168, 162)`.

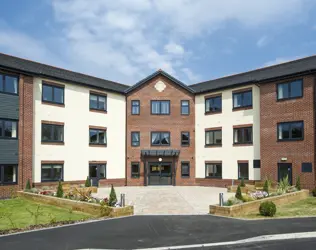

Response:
(0, 53), (129, 93)
(125, 69), (195, 94)
(190, 55), (316, 93)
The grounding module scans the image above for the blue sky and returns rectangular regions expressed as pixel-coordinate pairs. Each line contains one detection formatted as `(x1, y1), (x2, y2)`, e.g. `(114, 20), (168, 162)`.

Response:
(1, 0), (316, 85)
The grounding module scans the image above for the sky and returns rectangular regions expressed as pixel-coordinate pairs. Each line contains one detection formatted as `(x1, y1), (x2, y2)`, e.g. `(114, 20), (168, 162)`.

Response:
(1, 0), (316, 85)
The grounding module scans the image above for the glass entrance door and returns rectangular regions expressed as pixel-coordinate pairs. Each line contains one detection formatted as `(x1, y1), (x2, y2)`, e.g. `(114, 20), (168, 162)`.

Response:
(89, 164), (106, 187)
(148, 163), (172, 185)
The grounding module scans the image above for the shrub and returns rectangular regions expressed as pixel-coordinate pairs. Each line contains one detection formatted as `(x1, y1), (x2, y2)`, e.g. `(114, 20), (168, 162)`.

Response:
(225, 197), (243, 206)
(240, 178), (245, 187)
(109, 184), (117, 206)
(295, 176), (301, 191)
(242, 195), (255, 203)
(85, 176), (91, 187)
(312, 187), (316, 197)
(56, 181), (64, 198)
(259, 201), (276, 217)
(263, 180), (269, 195)
(278, 175), (290, 194)
(235, 185), (242, 200)
(25, 179), (31, 190)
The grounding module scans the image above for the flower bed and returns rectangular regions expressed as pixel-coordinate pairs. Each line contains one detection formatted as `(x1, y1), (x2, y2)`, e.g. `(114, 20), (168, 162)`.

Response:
(209, 190), (309, 217)
(17, 191), (134, 218)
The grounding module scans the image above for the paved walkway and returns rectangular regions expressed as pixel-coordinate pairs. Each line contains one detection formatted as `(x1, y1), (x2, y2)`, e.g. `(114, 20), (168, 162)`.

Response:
(94, 186), (234, 215)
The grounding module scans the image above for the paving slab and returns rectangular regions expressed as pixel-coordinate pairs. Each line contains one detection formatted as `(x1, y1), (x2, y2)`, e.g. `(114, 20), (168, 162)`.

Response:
(94, 186), (234, 215)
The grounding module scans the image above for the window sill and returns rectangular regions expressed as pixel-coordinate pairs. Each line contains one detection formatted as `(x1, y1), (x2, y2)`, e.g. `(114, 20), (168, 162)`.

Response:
(41, 141), (64, 146)
(41, 180), (64, 183)
(42, 101), (65, 108)
(232, 106), (252, 111)
(238, 178), (249, 180)
(205, 144), (222, 148)
(0, 137), (18, 140)
(131, 176), (140, 179)
(151, 144), (171, 147)
(151, 114), (170, 116)
(90, 108), (107, 114)
(181, 144), (190, 147)
(277, 138), (304, 142)
(0, 91), (18, 96)
(89, 143), (107, 147)
(277, 96), (303, 102)
(205, 111), (222, 116)
(205, 176), (222, 179)
(0, 182), (18, 186)
(181, 176), (190, 178)
(233, 143), (253, 147)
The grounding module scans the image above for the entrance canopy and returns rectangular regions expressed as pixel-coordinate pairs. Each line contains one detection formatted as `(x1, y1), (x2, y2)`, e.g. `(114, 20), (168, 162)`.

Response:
(141, 149), (180, 157)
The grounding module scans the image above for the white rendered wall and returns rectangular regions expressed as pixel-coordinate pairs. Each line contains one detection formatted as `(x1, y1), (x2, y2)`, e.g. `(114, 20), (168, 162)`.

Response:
(195, 85), (260, 180)
(33, 78), (126, 183)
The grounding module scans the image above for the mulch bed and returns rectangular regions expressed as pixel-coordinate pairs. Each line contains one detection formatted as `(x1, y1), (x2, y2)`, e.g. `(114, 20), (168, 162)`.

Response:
(0, 217), (107, 236)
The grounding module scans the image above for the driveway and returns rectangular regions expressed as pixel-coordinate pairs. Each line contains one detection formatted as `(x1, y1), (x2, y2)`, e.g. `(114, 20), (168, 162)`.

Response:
(1, 216), (316, 250)
(94, 186), (233, 215)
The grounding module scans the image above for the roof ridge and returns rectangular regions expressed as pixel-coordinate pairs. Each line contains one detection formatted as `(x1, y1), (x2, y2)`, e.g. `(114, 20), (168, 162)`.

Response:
(0, 52), (129, 88)
(190, 54), (316, 87)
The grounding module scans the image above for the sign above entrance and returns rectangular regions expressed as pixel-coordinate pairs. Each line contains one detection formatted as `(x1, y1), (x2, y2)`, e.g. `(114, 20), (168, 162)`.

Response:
(141, 149), (180, 157)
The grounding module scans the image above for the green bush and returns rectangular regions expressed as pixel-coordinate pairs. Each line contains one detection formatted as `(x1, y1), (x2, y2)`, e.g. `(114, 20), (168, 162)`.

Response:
(263, 180), (269, 195)
(240, 178), (245, 187)
(259, 201), (276, 217)
(25, 179), (31, 190)
(85, 176), (91, 187)
(109, 184), (117, 207)
(278, 175), (290, 194)
(242, 195), (255, 203)
(235, 185), (242, 200)
(295, 176), (301, 191)
(225, 197), (243, 206)
(312, 187), (316, 197)
(56, 181), (64, 198)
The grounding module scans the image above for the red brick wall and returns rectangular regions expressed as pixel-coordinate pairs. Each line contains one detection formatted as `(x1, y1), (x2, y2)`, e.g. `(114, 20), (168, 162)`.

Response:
(260, 75), (316, 189)
(126, 74), (195, 186)
(0, 74), (33, 198)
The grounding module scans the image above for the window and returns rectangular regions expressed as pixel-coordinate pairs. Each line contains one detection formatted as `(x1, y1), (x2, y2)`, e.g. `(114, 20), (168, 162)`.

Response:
(205, 130), (222, 146)
(181, 162), (190, 178)
(278, 121), (304, 141)
(89, 128), (107, 145)
(131, 132), (140, 146)
(131, 162), (140, 178)
(131, 100), (140, 115)
(205, 96), (222, 113)
(302, 163), (312, 173)
(0, 165), (18, 185)
(42, 123), (64, 142)
(151, 100), (170, 115)
(42, 83), (64, 105)
(233, 90), (252, 109)
(277, 80), (303, 100)
(90, 93), (107, 111)
(89, 164), (106, 179)
(181, 100), (190, 115)
(0, 74), (18, 95)
(205, 163), (222, 178)
(151, 132), (170, 146)
(253, 160), (261, 169)
(0, 119), (18, 139)
(238, 162), (249, 180)
(181, 132), (190, 146)
(41, 164), (63, 182)
(233, 126), (252, 144)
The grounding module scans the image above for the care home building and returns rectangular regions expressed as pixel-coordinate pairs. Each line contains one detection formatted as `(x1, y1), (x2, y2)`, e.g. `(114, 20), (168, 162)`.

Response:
(0, 52), (316, 197)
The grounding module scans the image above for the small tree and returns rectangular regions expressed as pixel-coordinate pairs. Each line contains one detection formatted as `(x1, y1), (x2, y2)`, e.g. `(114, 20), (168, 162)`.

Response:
(25, 179), (31, 190)
(56, 181), (64, 198)
(109, 184), (117, 206)
(295, 176), (301, 191)
(85, 176), (91, 187)
(235, 185), (242, 200)
(263, 179), (269, 195)
(240, 178), (245, 187)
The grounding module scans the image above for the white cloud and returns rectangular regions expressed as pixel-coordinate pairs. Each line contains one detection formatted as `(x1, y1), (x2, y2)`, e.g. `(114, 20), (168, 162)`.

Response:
(257, 35), (270, 48)
(164, 42), (185, 56)
(182, 68), (200, 82)
(263, 55), (306, 67)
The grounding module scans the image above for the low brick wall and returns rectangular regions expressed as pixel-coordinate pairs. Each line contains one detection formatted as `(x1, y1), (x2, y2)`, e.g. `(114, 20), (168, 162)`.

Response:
(209, 190), (309, 217)
(17, 191), (133, 218)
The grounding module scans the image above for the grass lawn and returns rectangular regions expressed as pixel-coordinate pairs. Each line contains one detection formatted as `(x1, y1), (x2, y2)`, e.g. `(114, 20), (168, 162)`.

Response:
(241, 197), (316, 219)
(0, 198), (92, 230)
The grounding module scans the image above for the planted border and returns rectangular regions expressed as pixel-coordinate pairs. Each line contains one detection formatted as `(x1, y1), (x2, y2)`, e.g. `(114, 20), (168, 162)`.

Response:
(209, 190), (309, 217)
(17, 191), (133, 218)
